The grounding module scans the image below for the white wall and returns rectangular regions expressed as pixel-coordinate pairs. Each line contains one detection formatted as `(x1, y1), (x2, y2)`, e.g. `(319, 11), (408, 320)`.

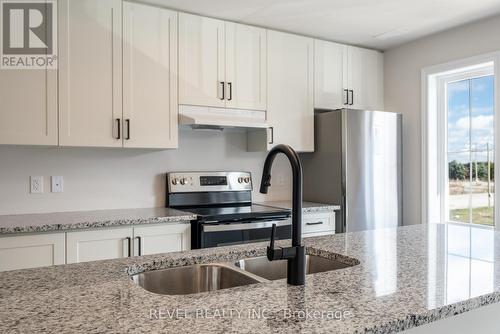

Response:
(0, 129), (292, 215)
(384, 14), (500, 225)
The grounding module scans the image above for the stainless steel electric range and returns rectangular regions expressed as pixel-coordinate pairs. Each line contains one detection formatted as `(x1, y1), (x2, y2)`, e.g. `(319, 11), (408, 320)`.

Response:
(166, 171), (292, 249)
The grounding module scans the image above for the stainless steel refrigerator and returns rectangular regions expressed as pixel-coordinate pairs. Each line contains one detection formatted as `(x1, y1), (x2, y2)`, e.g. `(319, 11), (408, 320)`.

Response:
(302, 109), (402, 233)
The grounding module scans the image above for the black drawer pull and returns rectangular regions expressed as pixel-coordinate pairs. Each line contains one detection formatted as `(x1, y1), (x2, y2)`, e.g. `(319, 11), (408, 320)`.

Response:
(115, 118), (121, 139)
(126, 237), (132, 257)
(219, 81), (225, 100)
(125, 119), (130, 140)
(136, 236), (142, 256)
(227, 82), (232, 101)
(306, 221), (324, 226)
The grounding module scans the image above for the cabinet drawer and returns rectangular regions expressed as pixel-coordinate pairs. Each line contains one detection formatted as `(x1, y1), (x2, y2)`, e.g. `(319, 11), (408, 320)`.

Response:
(302, 212), (335, 234)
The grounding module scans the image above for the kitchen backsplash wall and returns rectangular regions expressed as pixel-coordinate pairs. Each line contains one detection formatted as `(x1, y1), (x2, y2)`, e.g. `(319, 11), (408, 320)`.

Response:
(0, 129), (292, 215)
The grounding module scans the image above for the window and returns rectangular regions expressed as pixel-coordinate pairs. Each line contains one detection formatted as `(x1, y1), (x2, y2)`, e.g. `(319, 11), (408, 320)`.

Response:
(446, 74), (495, 225)
(423, 58), (498, 227)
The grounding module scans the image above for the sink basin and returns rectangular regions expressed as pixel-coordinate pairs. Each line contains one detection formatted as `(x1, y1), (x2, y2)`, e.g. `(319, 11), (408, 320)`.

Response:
(132, 264), (264, 295)
(235, 255), (353, 281)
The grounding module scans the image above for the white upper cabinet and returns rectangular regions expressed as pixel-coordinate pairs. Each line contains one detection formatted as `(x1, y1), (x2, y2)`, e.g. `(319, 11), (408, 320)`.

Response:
(347, 46), (384, 111)
(122, 2), (178, 149)
(58, 0), (122, 147)
(314, 41), (384, 111)
(314, 40), (347, 110)
(0, 68), (57, 146)
(59, 0), (178, 149)
(264, 30), (314, 152)
(225, 23), (267, 111)
(179, 14), (267, 111)
(178, 13), (225, 108)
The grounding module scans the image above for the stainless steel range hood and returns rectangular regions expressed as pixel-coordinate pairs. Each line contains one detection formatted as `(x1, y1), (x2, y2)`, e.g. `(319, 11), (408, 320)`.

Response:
(178, 105), (269, 129)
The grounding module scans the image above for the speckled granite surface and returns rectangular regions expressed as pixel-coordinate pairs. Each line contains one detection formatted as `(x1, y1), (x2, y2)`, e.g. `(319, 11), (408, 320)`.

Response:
(1, 223), (500, 333)
(0, 207), (196, 235)
(260, 200), (341, 213)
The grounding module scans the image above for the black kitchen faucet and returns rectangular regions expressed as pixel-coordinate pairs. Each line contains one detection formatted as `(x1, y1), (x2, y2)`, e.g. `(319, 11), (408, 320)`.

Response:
(260, 144), (306, 286)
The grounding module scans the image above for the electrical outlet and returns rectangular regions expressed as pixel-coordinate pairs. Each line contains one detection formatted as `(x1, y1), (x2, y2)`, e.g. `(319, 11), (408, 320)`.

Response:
(51, 176), (64, 193)
(30, 176), (44, 194)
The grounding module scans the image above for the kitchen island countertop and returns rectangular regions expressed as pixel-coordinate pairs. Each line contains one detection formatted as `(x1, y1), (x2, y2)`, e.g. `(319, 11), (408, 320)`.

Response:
(1, 223), (499, 333)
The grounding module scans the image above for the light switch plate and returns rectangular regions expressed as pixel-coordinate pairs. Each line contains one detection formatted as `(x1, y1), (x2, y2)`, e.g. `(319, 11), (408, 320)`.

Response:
(30, 176), (44, 194)
(51, 176), (64, 193)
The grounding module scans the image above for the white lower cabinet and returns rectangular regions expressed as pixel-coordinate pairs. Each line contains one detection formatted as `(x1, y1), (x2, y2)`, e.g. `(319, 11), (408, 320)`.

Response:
(66, 223), (190, 264)
(66, 227), (134, 264)
(0, 233), (65, 271)
(133, 224), (190, 256)
(302, 211), (336, 237)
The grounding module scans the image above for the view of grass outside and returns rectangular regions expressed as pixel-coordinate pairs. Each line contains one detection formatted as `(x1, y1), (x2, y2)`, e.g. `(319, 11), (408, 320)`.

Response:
(447, 75), (495, 226)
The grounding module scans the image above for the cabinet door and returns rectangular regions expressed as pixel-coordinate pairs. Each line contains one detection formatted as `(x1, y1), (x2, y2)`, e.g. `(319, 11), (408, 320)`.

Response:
(267, 30), (314, 152)
(0, 233), (65, 272)
(364, 50), (384, 111)
(122, 2), (178, 149)
(66, 228), (133, 264)
(314, 40), (347, 110)
(133, 223), (190, 256)
(225, 23), (267, 111)
(178, 13), (225, 108)
(58, 0), (122, 147)
(347, 46), (384, 110)
(0, 69), (57, 145)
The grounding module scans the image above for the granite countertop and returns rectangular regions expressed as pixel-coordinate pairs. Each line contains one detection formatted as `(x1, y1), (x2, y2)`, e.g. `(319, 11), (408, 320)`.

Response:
(0, 207), (197, 235)
(260, 200), (341, 213)
(2, 223), (499, 333)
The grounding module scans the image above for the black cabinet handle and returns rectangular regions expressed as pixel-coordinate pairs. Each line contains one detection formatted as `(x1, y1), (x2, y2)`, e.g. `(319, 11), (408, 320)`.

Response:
(268, 127), (274, 145)
(344, 89), (349, 105)
(219, 81), (225, 100)
(126, 237), (132, 257)
(115, 119), (121, 139)
(306, 221), (324, 226)
(349, 90), (354, 106)
(227, 82), (232, 101)
(136, 236), (142, 256)
(125, 119), (130, 140)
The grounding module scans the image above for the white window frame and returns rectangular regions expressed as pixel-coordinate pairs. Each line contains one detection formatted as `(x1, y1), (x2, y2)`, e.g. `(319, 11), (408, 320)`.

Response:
(422, 52), (500, 229)
(438, 67), (494, 224)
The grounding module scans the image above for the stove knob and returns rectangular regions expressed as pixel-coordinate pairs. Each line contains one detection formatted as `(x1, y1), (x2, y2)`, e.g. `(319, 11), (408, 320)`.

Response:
(238, 177), (244, 183)
(171, 178), (179, 185)
(180, 178), (187, 185)
(244, 177), (251, 183)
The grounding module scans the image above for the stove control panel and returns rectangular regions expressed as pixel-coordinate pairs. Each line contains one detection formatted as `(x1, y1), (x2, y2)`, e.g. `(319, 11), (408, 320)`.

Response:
(167, 172), (252, 193)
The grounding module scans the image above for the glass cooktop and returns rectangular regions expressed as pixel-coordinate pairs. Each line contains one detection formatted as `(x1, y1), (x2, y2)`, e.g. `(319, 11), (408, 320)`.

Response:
(186, 204), (291, 222)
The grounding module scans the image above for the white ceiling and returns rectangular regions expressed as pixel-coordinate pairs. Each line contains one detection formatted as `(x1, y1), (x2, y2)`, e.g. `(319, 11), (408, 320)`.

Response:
(145, 0), (500, 50)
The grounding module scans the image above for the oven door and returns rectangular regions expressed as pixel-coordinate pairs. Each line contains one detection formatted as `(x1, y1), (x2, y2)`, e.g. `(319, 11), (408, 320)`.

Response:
(197, 219), (292, 249)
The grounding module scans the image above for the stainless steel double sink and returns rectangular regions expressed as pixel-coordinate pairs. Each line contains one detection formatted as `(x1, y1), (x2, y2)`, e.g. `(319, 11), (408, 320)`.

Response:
(132, 254), (354, 295)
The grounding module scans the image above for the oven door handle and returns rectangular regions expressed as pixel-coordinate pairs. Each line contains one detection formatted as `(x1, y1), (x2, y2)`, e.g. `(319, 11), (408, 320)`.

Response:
(202, 220), (291, 232)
